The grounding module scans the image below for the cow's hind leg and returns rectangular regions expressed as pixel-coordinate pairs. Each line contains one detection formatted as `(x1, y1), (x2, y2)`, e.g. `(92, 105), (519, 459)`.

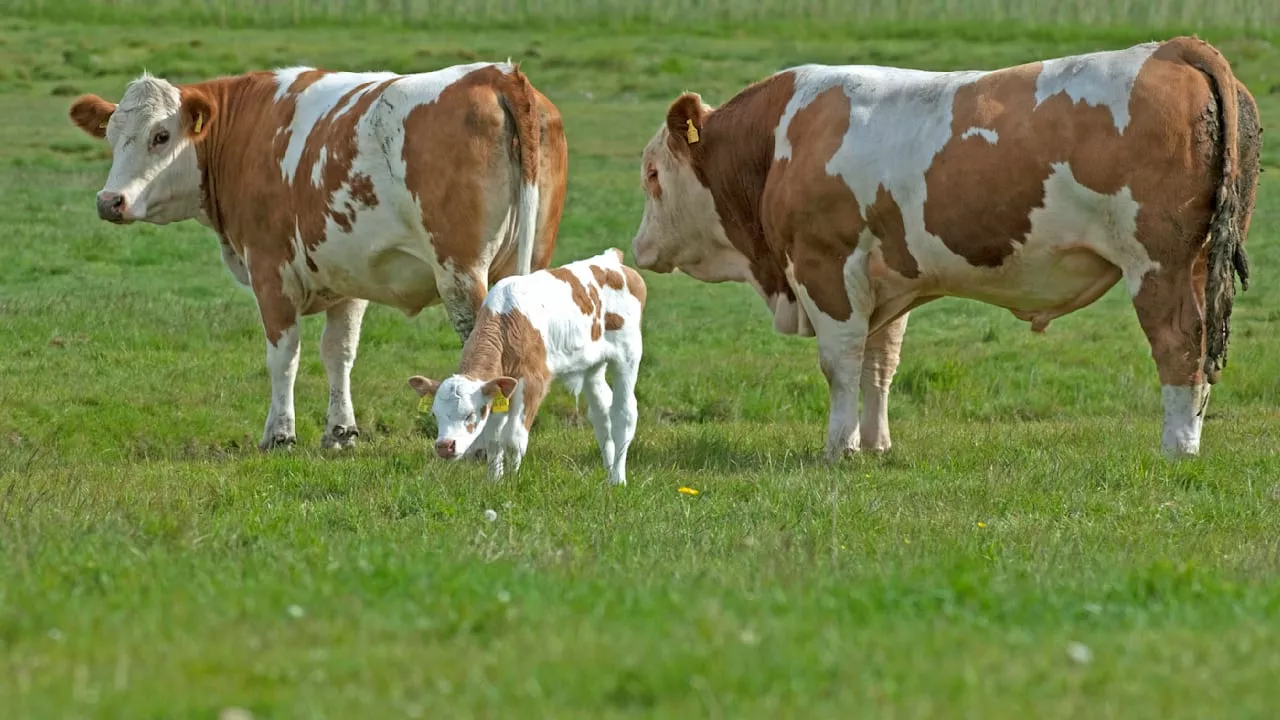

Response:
(605, 358), (640, 487)
(583, 367), (615, 470)
(1132, 255), (1211, 458)
(254, 285), (301, 451)
(860, 313), (908, 453)
(320, 298), (368, 450)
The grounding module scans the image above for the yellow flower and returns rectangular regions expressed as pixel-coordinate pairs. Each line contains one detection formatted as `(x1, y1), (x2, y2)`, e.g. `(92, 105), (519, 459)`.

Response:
(678, 487), (699, 496)
(977, 521), (987, 528)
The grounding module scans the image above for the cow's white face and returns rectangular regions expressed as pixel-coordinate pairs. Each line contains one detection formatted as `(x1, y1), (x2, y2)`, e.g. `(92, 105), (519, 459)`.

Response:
(408, 374), (517, 460)
(68, 75), (214, 226)
(632, 94), (753, 285)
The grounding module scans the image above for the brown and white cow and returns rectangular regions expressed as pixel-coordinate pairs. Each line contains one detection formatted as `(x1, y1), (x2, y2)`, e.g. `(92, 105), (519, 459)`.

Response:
(68, 62), (568, 450)
(632, 37), (1261, 459)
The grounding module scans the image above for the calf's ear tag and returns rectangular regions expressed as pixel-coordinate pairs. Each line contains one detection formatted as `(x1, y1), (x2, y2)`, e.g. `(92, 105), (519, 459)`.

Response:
(492, 391), (510, 414)
(417, 394), (431, 414)
(686, 119), (700, 144)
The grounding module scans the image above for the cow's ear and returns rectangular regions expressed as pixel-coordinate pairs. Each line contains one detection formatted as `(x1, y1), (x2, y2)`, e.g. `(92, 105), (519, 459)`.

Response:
(408, 376), (441, 397)
(69, 95), (116, 139)
(179, 87), (216, 142)
(665, 92), (708, 153)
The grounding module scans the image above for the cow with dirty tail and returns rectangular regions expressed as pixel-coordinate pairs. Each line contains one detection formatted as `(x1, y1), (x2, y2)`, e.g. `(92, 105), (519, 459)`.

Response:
(631, 37), (1260, 459)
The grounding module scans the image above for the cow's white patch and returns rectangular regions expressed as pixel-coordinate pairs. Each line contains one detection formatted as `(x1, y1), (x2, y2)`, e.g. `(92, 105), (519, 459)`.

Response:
(1161, 384), (1208, 457)
(960, 126), (999, 143)
(276, 70), (399, 185)
(310, 146), (327, 186)
(1034, 42), (1159, 133)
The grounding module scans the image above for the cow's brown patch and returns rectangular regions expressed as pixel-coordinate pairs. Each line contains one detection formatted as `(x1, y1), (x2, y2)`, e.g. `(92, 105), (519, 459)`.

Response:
(766, 86), (863, 321)
(590, 265), (625, 290)
(866, 186), (918, 279)
(287, 69), (330, 94)
(667, 72), (798, 303)
(548, 268), (594, 315)
(456, 307), (552, 431)
(605, 312), (624, 331)
(591, 321), (602, 340)
(621, 266), (648, 307)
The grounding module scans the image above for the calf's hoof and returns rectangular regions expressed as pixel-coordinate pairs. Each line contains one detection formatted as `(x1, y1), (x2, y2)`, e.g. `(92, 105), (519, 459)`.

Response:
(259, 433), (297, 451)
(322, 425), (360, 451)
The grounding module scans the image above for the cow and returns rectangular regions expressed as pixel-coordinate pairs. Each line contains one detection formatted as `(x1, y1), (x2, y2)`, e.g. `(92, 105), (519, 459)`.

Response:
(631, 37), (1261, 459)
(67, 61), (568, 451)
(407, 248), (646, 485)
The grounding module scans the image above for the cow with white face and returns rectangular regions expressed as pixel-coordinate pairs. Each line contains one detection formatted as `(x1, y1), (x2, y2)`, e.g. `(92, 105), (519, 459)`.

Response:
(69, 62), (568, 451)
(633, 37), (1261, 459)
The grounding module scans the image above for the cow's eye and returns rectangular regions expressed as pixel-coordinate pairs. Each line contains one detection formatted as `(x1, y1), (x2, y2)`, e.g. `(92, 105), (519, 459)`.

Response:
(646, 167), (658, 181)
(152, 129), (170, 147)
(466, 413), (476, 424)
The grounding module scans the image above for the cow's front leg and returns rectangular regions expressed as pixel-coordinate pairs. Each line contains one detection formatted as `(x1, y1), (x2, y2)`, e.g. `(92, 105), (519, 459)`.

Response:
(254, 283), (301, 451)
(320, 298), (368, 450)
(437, 266), (487, 343)
(859, 313), (909, 453)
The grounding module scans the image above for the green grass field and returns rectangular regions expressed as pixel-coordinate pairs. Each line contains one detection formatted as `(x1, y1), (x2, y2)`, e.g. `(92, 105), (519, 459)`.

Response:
(2, 10), (1280, 718)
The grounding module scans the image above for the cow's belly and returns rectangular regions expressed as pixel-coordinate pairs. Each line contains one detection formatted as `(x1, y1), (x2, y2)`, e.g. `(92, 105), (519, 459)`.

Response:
(307, 238), (441, 316)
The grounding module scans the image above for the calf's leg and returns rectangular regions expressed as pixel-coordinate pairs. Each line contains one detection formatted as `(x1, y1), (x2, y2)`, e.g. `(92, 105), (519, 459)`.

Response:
(605, 360), (639, 486)
(320, 298), (368, 450)
(583, 368), (615, 469)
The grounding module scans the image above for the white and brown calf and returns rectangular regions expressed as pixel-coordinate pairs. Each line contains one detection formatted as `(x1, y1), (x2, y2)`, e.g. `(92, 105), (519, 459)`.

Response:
(632, 37), (1261, 459)
(408, 248), (646, 485)
(68, 62), (567, 450)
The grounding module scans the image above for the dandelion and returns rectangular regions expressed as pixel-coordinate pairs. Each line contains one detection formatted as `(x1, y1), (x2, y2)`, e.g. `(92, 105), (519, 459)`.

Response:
(977, 521), (987, 528)
(678, 487), (699, 496)
(484, 509), (498, 522)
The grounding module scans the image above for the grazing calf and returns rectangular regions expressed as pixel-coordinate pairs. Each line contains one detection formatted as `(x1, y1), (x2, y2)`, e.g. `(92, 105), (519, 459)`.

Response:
(631, 37), (1261, 459)
(409, 248), (647, 484)
(68, 62), (567, 451)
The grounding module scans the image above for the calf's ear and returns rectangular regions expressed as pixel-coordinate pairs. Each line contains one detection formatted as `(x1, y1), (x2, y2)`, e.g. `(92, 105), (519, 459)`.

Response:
(665, 92), (708, 154)
(69, 95), (117, 139)
(408, 376), (441, 397)
(482, 377), (519, 398)
(179, 87), (217, 142)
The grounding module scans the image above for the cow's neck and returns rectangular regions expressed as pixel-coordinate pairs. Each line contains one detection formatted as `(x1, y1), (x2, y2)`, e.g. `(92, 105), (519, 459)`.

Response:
(693, 72), (798, 302)
(189, 73), (282, 250)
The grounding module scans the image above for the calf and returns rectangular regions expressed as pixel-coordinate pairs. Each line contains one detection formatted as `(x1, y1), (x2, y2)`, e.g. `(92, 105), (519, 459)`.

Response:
(631, 37), (1261, 459)
(409, 248), (646, 484)
(68, 62), (567, 451)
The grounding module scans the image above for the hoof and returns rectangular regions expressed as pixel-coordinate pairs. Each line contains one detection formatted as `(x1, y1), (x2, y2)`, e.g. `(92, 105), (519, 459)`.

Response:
(321, 424), (360, 451)
(824, 445), (860, 462)
(259, 433), (297, 451)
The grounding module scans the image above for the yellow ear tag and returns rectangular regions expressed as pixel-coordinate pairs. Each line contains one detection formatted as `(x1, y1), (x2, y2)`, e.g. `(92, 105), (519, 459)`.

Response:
(491, 391), (510, 414)
(193, 113), (204, 134)
(98, 118), (109, 130)
(686, 119), (700, 144)
(416, 393), (431, 414)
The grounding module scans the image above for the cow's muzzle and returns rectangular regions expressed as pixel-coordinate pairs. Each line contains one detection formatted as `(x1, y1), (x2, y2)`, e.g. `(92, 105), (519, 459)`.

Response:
(96, 191), (129, 224)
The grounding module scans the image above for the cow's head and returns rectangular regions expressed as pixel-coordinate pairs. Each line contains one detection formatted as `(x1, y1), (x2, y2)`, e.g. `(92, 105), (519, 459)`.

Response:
(632, 93), (753, 284)
(68, 74), (215, 225)
(408, 374), (517, 460)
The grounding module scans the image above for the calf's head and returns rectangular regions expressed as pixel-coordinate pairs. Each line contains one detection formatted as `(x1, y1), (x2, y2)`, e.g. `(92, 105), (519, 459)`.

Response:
(68, 74), (215, 225)
(632, 92), (751, 284)
(408, 375), (518, 460)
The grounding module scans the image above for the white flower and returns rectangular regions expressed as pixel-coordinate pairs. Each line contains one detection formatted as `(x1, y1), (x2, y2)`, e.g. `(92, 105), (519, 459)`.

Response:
(484, 509), (498, 522)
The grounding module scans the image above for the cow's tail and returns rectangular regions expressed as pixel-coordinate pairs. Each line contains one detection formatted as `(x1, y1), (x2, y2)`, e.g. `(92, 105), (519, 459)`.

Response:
(498, 63), (542, 276)
(1180, 38), (1259, 384)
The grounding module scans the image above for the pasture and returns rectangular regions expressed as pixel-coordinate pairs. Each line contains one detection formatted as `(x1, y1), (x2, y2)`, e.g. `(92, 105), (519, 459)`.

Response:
(2, 7), (1280, 717)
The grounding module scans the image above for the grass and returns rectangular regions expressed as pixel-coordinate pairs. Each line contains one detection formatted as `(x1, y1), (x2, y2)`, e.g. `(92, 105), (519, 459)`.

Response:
(2, 14), (1280, 719)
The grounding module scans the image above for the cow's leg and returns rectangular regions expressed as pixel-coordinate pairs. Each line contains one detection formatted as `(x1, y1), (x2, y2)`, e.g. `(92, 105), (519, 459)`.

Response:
(1132, 261), (1209, 457)
(504, 377), (549, 476)
(860, 313), (909, 453)
(438, 266), (487, 343)
(319, 298), (368, 450)
(254, 289), (301, 451)
(583, 367), (615, 469)
(605, 360), (639, 486)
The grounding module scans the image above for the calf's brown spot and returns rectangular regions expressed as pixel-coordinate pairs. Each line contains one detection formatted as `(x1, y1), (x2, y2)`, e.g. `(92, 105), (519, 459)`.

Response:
(604, 312), (624, 331)
(549, 268), (595, 315)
